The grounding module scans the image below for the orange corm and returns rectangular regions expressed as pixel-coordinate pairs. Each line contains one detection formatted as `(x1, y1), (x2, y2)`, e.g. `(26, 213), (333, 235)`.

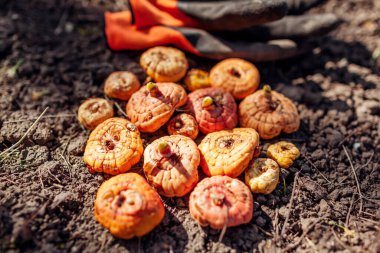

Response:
(126, 82), (187, 133)
(143, 135), (200, 197)
(140, 46), (188, 82)
(104, 71), (141, 101)
(245, 158), (280, 194)
(239, 85), (300, 139)
(184, 69), (211, 91)
(167, 113), (199, 140)
(210, 58), (260, 100)
(186, 87), (238, 134)
(77, 98), (114, 130)
(189, 175), (253, 229)
(198, 128), (260, 178)
(94, 173), (165, 239)
(83, 118), (143, 175)
(266, 141), (300, 169)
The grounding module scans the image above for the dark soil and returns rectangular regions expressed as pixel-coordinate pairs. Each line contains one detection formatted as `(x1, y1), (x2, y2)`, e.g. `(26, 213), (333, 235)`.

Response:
(1, 0), (379, 252)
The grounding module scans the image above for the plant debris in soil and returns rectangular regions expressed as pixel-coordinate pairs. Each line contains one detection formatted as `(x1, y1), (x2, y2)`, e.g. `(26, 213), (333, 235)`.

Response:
(1, 0), (379, 252)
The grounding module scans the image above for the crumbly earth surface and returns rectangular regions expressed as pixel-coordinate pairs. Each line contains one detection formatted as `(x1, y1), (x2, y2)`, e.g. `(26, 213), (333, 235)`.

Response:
(0, 0), (379, 252)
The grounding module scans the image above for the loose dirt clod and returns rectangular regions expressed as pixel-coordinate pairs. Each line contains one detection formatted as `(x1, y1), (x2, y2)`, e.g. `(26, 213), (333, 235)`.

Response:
(104, 71), (141, 100)
(0, 107), (49, 161)
(94, 173), (165, 239)
(210, 58), (260, 100)
(245, 158), (280, 194)
(126, 82), (187, 132)
(77, 98), (114, 130)
(239, 85), (300, 139)
(189, 176), (253, 229)
(198, 128), (260, 177)
(167, 113), (199, 140)
(140, 46), (188, 82)
(267, 141), (300, 169)
(143, 135), (200, 197)
(184, 69), (211, 91)
(83, 118), (143, 175)
(186, 87), (238, 134)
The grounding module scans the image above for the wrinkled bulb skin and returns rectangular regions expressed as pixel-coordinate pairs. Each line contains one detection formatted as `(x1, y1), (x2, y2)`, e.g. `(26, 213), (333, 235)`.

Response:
(94, 173), (165, 239)
(210, 58), (260, 100)
(143, 135), (200, 197)
(104, 71), (141, 101)
(187, 87), (238, 134)
(167, 113), (199, 140)
(245, 158), (280, 194)
(126, 82), (188, 133)
(140, 46), (188, 82)
(267, 141), (300, 169)
(189, 176), (253, 230)
(77, 98), (114, 130)
(199, 128), (260, 178)
(184, 69), (211, 91)
(83, 118), (143, 175)
(239, 85), (300, 139)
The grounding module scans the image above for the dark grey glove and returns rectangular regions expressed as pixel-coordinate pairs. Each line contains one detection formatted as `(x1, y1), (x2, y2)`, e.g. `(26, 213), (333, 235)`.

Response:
(173, 0), (341, 61)
(106, 0), (341, 61)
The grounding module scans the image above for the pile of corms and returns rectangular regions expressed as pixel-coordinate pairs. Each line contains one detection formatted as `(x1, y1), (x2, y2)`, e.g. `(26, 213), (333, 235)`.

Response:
(77, 46), (301, 239)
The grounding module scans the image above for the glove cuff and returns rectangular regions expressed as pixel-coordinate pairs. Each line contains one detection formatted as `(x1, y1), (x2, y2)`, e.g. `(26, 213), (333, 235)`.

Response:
(129, 0), (200, 28)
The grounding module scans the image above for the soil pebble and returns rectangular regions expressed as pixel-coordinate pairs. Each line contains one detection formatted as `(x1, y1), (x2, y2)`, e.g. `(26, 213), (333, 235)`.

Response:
(38, 161), (68, 186)
(19, 145), (49, 167)
(67, 134), (87, 156)
(299, 176), (328, 201)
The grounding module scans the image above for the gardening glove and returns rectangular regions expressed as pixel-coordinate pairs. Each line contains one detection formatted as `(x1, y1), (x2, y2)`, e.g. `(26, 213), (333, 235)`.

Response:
(104, 0), (341, 61)
(126, 0), (288, 31)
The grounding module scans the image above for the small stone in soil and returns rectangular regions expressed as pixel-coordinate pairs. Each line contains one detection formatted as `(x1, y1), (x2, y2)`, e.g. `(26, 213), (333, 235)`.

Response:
(301, 164), (311, 172)
(303, 90), (323, 105)
(68, 135), (87, 156)
(325, 128), (344, 147)
(255, 216), (266, 227)
(319, 199), (330, 214)
(32, 125), (54, 145)
(311, 149), (325, 160)
(299, 177), (328, 201)
(19, 145), (49, 167)
(255, 195), (267, 204)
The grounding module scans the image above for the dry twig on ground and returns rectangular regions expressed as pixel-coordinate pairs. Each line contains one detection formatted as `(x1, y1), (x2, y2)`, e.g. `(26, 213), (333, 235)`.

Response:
(304, 156), (332, 184)
(0, 107), (49, 160)
(284, 216), (326, 252)
(281, 172), (300, 236)
(343, 145), (363, 215)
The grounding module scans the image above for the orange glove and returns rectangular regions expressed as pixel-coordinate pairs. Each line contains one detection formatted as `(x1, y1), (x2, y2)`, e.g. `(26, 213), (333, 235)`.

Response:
(105, 11), (199, 55)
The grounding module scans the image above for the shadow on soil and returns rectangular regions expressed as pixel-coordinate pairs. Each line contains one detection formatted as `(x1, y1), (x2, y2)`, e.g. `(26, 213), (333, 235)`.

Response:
(0, 0), (378, 252)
